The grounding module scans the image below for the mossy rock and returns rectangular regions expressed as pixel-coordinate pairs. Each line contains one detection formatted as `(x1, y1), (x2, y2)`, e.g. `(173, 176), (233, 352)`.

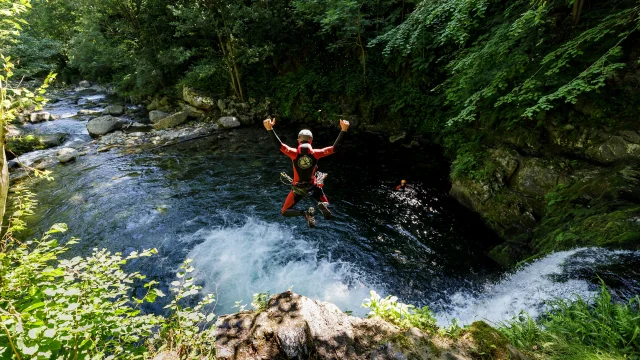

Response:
(6, 133), (66, 159)
(468, 321), (528, 360)
(532, 165), (640, 255)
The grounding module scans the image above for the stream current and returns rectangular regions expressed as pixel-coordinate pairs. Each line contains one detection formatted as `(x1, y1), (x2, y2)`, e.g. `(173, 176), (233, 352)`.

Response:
(13, 90), (640, 325)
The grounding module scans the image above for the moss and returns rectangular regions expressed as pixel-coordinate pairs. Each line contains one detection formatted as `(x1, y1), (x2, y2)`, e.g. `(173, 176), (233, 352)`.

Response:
(6, 134), (46, 157)
(381, 332), (444, 359)
(532, 166), (640, 253)
(468, 321), (511, 360)
(534, 206), (640, 254)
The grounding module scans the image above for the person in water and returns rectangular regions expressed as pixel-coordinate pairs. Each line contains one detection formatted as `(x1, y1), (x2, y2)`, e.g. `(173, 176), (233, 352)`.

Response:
(264, 117), (349, 228)
(395, 179), (407, 191)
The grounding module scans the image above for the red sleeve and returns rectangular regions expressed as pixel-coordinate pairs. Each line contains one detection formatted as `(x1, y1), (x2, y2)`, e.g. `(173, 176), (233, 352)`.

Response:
(395, 185), (401, 191)
(313, 146), (334, 159)
(281, 144), (297, 159)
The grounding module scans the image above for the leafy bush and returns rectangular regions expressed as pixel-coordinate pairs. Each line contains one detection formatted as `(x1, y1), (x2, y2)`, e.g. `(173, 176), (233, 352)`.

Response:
(500, 285), (640, 360)
(0, 192), (217, 359)
(361, 290), (437, 331)
(0, 224), (163, 359)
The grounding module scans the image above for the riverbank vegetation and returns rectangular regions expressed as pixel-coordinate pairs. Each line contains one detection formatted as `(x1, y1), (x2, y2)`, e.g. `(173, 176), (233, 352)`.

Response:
(9, 0), (639, 132)
(9, 0), (640, 266)
(2, 0), (640, 358)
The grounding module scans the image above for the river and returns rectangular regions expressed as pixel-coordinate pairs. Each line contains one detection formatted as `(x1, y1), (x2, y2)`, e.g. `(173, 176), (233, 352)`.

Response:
(10, 89), (640, 326)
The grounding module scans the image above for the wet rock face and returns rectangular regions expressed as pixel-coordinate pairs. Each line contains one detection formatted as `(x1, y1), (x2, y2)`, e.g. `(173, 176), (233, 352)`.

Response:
(87, 115), (124, 137)
(449, 124), (640, 267)
(215, 292), (528, 360)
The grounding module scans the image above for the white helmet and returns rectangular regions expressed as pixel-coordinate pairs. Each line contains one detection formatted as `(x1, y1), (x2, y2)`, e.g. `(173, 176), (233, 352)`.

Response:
(298, 129), (313, 139)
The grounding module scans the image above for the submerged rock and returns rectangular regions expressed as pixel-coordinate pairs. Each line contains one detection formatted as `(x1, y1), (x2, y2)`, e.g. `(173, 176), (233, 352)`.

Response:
(57, 148), (78, 163)
(87, 115), (123, 137)
(77, 109), (103, 116)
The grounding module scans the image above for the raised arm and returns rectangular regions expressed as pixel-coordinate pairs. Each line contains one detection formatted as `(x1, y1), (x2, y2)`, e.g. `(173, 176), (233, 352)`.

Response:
(264, 118), (296, 158)
(315, 119), (350, 158)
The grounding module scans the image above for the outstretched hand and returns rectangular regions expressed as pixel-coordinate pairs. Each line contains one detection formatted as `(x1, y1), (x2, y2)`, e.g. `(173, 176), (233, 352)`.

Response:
(263, 117), (276, 130)
(340, 119), (350, 132)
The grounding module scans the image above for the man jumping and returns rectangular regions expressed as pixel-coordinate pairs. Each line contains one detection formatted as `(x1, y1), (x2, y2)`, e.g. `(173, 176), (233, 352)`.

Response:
(264, 118), (349, 228)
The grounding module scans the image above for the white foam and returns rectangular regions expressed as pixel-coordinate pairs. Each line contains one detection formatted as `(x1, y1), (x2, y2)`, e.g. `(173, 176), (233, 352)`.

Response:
(435, 248), (638, 326)
(186, 217), (375, 316)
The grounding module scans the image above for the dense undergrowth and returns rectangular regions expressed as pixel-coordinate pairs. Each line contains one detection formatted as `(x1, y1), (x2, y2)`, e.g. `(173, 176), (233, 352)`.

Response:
(0, 192), (218, 359)
(500, 285), (640, 359)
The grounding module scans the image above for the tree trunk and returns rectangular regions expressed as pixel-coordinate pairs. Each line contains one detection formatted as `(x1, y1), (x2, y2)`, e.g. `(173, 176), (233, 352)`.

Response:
(0, 81), (8, 228)
(216, 30), (241, 99)
(357, 30), (367, 86)
(227, 40), (244, 101)
(572, 0), (585, 25)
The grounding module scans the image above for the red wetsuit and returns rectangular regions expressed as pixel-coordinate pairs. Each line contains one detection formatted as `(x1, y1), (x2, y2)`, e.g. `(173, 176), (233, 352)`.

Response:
(268, 129), (345, 217)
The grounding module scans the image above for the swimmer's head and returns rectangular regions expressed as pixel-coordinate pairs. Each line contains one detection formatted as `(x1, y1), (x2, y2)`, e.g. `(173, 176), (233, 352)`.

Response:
(401, 180), (406, 186)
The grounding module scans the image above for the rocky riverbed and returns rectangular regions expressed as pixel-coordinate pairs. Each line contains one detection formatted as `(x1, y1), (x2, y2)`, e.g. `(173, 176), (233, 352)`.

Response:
(7, 83), (269, 183)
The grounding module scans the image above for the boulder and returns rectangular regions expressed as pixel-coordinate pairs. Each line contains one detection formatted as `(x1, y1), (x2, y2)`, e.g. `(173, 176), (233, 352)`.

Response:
(217, 116), (241, 129)
(57, 148), (78, 163)
(78, 80), (92, 88)
(585, 133), (640, 163)
(215, 291), (528, 360)
(389, 132), (406, 143)
(29, 112), (51, 123)
(217, 99), (226, 111)
(152, 112), (189, 130)
(74, 87), (97, 95)
(146, 96), (170, 111)
(178, 103), (205, 118)
(77, 109), (103, 116)
(86, 116), (123, 137)
(149, 110), (169, 124)
(183, 87), (215, 110)
(512, 157), (565, 197)
(103, 104), (125, 116)
(40, 133), (67, 148)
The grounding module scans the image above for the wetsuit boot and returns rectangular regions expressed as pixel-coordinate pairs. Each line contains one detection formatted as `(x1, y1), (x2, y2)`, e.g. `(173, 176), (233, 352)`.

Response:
(318, 202), (332, 219)
(305, 207), (316, 228)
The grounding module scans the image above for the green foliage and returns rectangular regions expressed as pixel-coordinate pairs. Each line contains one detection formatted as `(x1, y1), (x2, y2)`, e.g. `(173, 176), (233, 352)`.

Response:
(5, 133), (43, 155)
(500, 285), (640, 359)
(0, 232), (217, 359)
(0, 190), (217, 359)
(362, 290), (437, 331)
(150, 259), (217, 359)
(0, 225), (163, 359)
(438, 318), (464, 340)
(251, 292), (271, 312)
(0, 0), (31, 44)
